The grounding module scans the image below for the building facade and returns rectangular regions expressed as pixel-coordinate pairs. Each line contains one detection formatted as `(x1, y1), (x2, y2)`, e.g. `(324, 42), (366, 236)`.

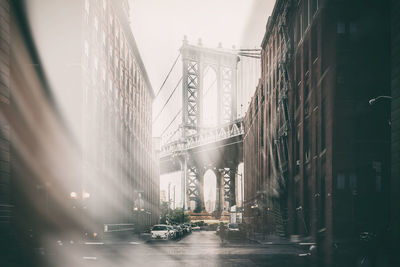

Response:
(1, 0), (159, 246)
(79, 0), (159, 232)
(390, 0), (400, 261)
(244, 0), (391, 264)
(0, 0), (11, 241)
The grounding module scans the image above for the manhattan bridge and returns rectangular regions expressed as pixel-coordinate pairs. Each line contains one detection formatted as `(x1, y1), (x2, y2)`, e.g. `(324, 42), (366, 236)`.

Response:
(155, 37), (260, 220)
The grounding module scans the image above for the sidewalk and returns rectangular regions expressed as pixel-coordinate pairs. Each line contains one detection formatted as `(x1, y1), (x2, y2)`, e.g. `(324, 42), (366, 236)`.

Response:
(248, 233), (315, 247)
(81, 233), (151, 245)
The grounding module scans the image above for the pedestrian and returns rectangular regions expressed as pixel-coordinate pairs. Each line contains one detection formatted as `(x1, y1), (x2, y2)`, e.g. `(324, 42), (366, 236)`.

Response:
(219, 222), (227, 244)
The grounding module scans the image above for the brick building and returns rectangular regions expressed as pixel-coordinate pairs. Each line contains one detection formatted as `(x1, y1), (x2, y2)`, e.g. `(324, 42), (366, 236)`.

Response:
(390, 0), (400, 262)
(78, 0), (159, 232)
(244, 0), (391, 264)
(0, 0), (11, 242)
(0, 0), (159, 256)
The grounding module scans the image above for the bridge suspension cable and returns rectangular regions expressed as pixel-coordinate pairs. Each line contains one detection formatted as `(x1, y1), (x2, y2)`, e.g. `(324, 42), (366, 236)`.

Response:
(164, 121), (182, 144)
(155, 53), (181, 98)
(236, 48), (261, 59)
(153, 76), (183, 124)
(160, 108), (182, 137)
(203, 78), (217, 98)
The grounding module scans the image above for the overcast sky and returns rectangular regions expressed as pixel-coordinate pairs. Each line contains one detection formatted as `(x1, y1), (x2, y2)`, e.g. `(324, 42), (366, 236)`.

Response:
(129, 0), (276, 207)
(130, 0), (275, 134)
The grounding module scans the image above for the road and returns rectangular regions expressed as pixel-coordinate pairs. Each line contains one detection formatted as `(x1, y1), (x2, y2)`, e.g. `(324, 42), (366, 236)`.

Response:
(43, 231), (311, 267)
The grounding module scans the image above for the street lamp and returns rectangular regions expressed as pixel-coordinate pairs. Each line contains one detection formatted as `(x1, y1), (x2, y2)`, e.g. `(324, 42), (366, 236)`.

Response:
(369, 95), (392, 126)
(369, 95), (392, 105)
(83, 192), (90, 199)
(70, 192), (78, 199)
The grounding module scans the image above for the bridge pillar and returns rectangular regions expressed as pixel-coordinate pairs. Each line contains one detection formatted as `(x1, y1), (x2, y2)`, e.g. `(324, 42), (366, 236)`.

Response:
(217, 164), (238, 212)
(163, 39), (242, 215)
(229, 165), (237, 207)
(215, 169), (223, 212)
(179, 155), (187, 211)
(186, 164), (203, 212)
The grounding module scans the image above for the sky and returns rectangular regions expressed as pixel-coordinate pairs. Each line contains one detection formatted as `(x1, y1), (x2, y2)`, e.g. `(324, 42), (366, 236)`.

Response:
(129, 0), (276, 207)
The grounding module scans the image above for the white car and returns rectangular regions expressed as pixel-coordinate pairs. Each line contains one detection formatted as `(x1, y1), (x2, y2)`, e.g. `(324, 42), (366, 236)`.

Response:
(227, 223), (239, 232)
(167, 225), (177, 239)
(151, 225), (170, 240)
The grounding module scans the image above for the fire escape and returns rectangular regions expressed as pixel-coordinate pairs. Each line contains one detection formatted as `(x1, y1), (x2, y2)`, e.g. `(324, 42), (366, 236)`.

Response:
(272, 3), (293, 236)
(277, 3), (292, 190)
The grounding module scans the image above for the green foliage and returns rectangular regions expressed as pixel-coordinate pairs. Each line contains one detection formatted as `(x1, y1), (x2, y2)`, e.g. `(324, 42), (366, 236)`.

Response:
(168, 208), (190, 224)
(159, 202), (169, 224)
(196, 221), (205, 226)
(159, 201), (190, 224)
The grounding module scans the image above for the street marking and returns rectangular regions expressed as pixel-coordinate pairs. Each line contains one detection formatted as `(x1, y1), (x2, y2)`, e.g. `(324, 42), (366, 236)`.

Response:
(298, 253), (311, 257)
(299, 242), (316, 246)
(83, 256), (97, 260)
(129, 242), (141, 244)
(84, 242), (104, 245)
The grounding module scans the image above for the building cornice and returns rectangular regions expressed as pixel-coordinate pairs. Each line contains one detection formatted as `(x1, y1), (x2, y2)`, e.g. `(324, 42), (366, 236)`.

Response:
(261, 0), (286, 49)
(114, 2), (155, 99)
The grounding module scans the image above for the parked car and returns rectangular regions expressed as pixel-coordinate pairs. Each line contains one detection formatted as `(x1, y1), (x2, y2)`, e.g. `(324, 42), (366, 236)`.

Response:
(227, 223), (243, 239)
(227, 223), (239, 232)
(173, 225), (184, 238)
(192, 226), (201, 231)
(180, 224), (188, 234)
(183, 223), (192, 233)
(151, 225), (170, 240)
(167, 225), (177, 239)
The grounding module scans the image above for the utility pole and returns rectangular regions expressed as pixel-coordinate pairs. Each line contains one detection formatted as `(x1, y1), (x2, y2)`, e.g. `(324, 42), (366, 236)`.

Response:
(173, 185), (176, 209)
(168, 182), (171, 211)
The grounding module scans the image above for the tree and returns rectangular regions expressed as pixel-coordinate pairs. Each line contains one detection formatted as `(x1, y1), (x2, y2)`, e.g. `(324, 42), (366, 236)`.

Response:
(159, 201), (190, 224)
(159, 201), (169, 224)
(169, 208), (190, 224)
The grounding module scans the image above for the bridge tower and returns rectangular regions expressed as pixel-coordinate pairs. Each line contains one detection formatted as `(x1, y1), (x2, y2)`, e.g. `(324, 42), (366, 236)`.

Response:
(180, 37), (240, 213)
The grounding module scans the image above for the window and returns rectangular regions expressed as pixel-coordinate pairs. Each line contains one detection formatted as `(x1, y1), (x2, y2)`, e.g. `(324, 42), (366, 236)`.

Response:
(349, 22), (357, 34)
(108, 79), (112, 93)
(296, 53), (301, 84)
(311, 25), (318, 62)
(299, 16), (303, 41)
(304, 123), (310, 162)
(94, 16), (98, 32)
(312, 0), (318, 16)
(93, 56), (98, 70)
(295, 130), (300, 174)
(304, 39), (309, 74)
(304, 0), (310, 30)
(376, 176), (382, 192)
(84, 40), (89, 56)
(85, 0), (90, 14)
(337, 174), (345, 189)
(321, 101), (326, 150)
(337, 22), (346, 34)
(314, 122), (318, 156)
(304, 84), (310, 101)
(295, 84), (301, 111)
(337, 67), (345, 85)
(349, 174), (357, 189)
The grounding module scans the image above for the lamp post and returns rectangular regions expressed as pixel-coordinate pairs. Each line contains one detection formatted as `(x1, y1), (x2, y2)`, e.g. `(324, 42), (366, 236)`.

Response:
(369, 95), (392, 126)
(368, 95), (392, 106)
(133, 191), (144, 232)
(70, 190), (90, 237)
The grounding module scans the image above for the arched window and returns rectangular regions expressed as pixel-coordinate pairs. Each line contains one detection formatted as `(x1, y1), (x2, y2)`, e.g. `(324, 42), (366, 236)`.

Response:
(204, 169), (217, 213)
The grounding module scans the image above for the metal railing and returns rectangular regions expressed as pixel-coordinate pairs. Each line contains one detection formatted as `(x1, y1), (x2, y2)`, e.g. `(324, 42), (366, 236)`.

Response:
(103, 223), (135, 233)
(160, 119), (244, 157)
